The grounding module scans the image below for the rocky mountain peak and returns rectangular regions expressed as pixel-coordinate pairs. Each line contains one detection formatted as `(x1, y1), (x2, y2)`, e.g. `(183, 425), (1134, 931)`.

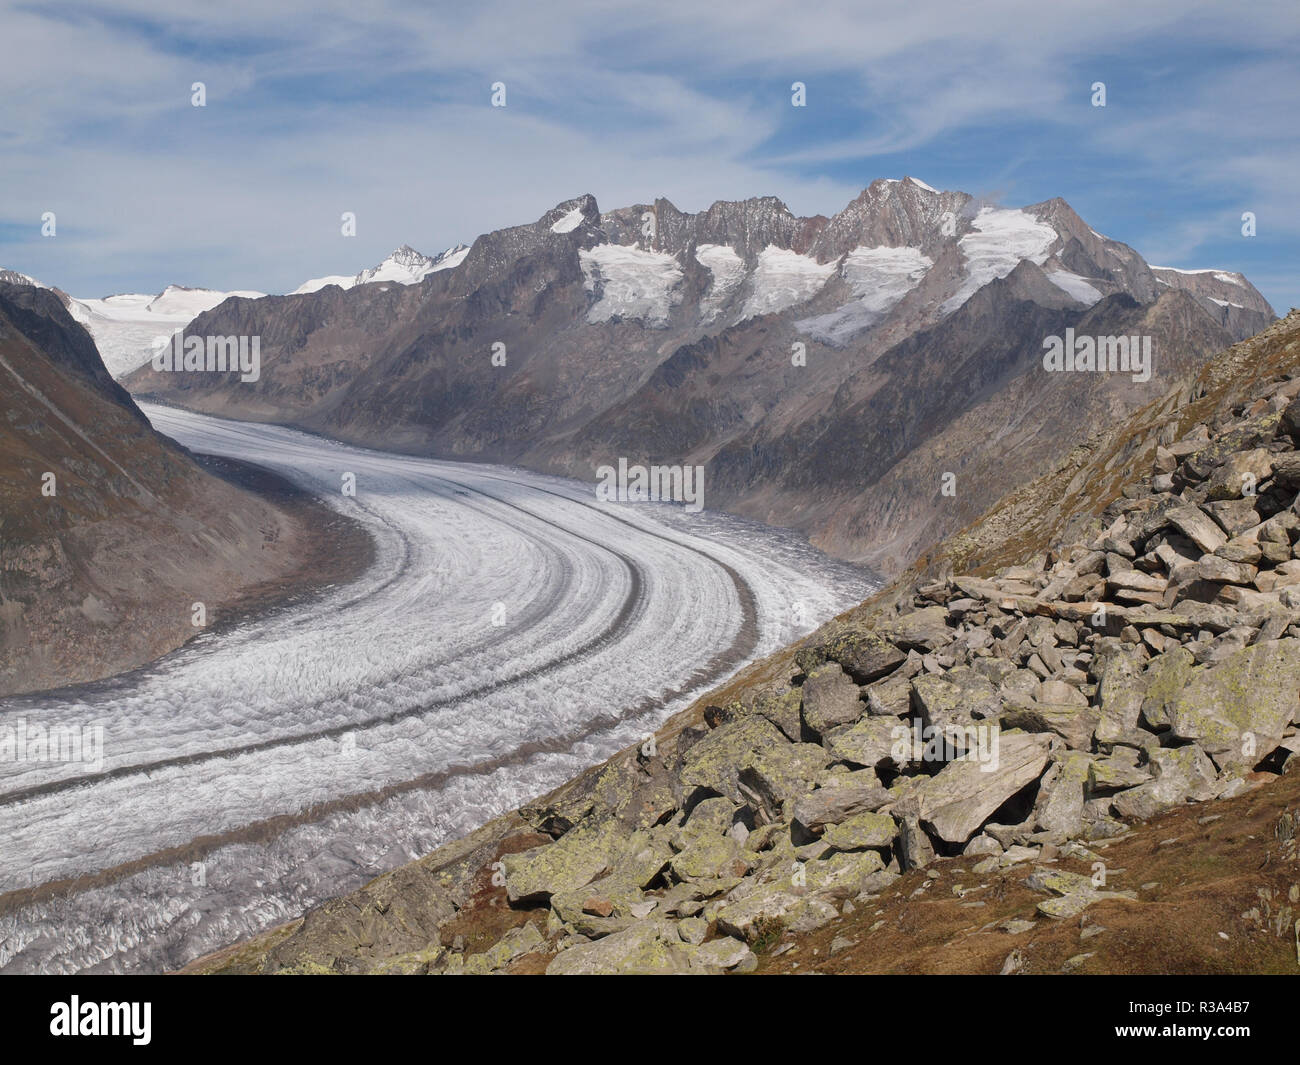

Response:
(0, 267), (44, 289)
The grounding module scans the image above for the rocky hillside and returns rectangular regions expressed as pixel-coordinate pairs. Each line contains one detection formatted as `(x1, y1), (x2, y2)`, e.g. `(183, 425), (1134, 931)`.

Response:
(124, 179), (1273, 575)
(186, 311), (1300, 975)
(0, 282), (367, 696)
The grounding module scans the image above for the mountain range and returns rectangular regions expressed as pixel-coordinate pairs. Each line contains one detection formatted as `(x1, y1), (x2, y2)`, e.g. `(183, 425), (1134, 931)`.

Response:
(3, 245), (468, 379)
(118, 177), (1275, 574)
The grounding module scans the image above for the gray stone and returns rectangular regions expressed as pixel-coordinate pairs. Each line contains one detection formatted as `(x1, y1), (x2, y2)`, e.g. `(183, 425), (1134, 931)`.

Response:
(911, 667), (1000, 733)
(822, 810), (899, 852)
(911, 732), (1051, 844)
(789, 774), (892, 832)
(1034, 750), (1093, 839)
(679, 715), (788, 804)
(738, 742), (830, 821)
(503, 819), (627, 904)
(1138, 645), (1196, 731)
(462, 922), (546, 974)
(825, 715), (904, 770)
(546, 919), (704, 975)
(1110, 746), (1218, 819)
(796, 628), (906, 684)
(880, 605), (953, 652)
(801, 663), (865, 736)
(1167, 638), (1300, 767)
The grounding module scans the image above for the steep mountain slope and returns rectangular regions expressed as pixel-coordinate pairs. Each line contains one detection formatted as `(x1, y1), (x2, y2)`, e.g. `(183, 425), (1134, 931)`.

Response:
(1150, 265), (1276, 343)
(124, 179), (1273, 575)
(186, 311), (1300, 976)
(0, 282), (361, 696)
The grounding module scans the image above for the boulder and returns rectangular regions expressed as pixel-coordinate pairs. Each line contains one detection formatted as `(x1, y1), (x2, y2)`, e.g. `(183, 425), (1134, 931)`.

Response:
(911, 732), (1051, 844)
(1001, 700), (1100, 751)
(880, 605), (953, 652)
(1138, 645), (1196, 730)
(801, 663), (865, 735)
(825, 715), (905, 770)
(1204, 448), (1275, 501)
(1025, 866), (1136, 919)
(693, 936), (757, 973)
(1166, 638), (1300, 767)
(712, 882), (838, 942)
(752, 687), (803, 741)
(1166, 504), (1227, 554)
(1093, 644), (1148, 744)
(679, 715), (788, 803)
(789, 774), (892, 832)
(822, 810), (899, 852)
(1037, 678), (1089, 707)
(892, 804), (938, 869)
(737, 742), (831, 820)
(1110, 746), (1218, 820)
(503, 818), (627, 904)
(1087, 750), (1152, 793)
(462, 922), (545, 974)
(911, 667), (1000, 732)
(1033, 750), (1093, 839)
(671, 796), (738, 850)
(805, 849), (887, 898)
(669, 832), (749, 883)
(864, 670), (912, 716)
(546, 919), (704, 974)
(796, 628), (907, 684)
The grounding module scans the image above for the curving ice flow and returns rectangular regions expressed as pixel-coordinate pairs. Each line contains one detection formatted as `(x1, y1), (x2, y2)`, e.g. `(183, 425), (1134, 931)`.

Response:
(0, 404), (875, 973)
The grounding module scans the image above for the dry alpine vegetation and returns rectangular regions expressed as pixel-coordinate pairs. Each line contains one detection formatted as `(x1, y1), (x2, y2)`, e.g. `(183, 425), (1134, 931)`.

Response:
(187, 311), (1300, 976)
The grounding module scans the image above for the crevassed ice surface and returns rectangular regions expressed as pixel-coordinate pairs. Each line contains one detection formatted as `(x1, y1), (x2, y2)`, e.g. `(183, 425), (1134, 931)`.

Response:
(941, 207), (1058, 315)
(0, 405), (875, 973)
(695, 244), (747, 324)
(797, 245), (933, 345)
(579, 244), (684, 326)
(740, 246), (838, 321)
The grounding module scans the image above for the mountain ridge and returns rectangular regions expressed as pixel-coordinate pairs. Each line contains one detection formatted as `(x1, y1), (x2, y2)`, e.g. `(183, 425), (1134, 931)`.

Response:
(122, 179), (1273, 575)
(0, 281), (369, 695)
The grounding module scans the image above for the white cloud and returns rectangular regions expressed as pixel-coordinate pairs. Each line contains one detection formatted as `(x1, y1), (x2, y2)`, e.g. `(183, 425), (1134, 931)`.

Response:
(0, 0), (1295, 304)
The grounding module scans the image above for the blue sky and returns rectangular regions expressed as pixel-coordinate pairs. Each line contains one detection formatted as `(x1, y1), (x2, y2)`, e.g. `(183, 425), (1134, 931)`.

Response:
(1, 0), (1296, 311)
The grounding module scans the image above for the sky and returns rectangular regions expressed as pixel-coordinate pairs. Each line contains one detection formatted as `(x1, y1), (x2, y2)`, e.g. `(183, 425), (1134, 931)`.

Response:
(1, 0), (1297, 311)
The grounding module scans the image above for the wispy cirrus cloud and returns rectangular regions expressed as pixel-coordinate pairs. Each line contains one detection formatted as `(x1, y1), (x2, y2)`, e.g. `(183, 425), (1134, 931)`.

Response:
(0, 0), (1295, 309)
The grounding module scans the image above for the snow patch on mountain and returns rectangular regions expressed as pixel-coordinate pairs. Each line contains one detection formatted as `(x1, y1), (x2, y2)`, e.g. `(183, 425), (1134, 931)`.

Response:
(292, 274), (355, 295)
(1046, 270), (1104, 306)
(797, 245), (933, 344)
(741, 246), (837, 321)
(694, 244), (746, 323)
(941, 207), (1058, 315)
(580, 244), (684, 327)
(550, 207), (586, 234)
(1152, 266), (1246, 286)
(0, 268), (45, 288)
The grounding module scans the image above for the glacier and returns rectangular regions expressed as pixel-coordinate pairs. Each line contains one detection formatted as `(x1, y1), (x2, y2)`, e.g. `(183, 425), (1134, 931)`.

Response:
(0, 405), (874, 973)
